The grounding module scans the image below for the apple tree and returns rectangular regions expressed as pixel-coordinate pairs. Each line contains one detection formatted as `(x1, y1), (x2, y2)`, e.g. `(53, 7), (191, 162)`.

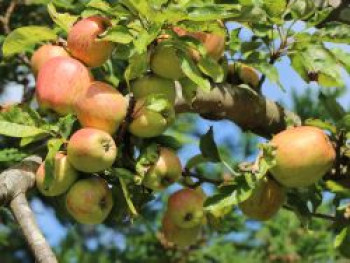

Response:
(1, 0), (350, 262)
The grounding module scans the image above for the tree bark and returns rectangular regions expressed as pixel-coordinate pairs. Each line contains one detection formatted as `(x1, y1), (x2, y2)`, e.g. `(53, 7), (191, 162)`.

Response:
(175, 83), (301, 138)
(0, 156), (58, 263)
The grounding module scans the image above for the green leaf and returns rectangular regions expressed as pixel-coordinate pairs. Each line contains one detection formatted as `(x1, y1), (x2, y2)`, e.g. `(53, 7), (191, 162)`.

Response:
(101, 26), (134, 44)
(290, 0), (315, 20)
(47, 3), (79, 32)
(330, 48), (350, 75)
(334, 228), (348, 248)
(124, 52), (148, 82)
(179, 52), (211, 91)
(43, 138), (64, 191)
(2, 26), (57, 57)
(0, 121), (50, 138)
(119, 177), (138, 217)
(152, 135), (182, 150)
(135, 143), (160, 177)
(56, 114), (77, 139)
(315, 22), (350, 44)
(200, 127), (221, 162)
(198, 56), (224, 83)
(305, 118), (337, 134)
(0, 148), (28, 162)
(319, 92), (346, 121)
(186, 154), (209, 170)
(325, 181), (350, 196)
(179, 77), (198, 103)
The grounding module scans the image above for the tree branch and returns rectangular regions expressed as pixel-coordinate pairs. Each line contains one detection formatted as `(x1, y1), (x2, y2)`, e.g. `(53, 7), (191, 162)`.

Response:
(0, 156), (58, 263)
(175, 83), (301, 138)
(316, 0), (350, 26)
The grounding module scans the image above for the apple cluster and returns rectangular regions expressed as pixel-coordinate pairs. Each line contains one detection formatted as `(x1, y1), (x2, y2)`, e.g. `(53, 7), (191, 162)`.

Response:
(239, 126), (336, 221)
(162, 188), (206, 248)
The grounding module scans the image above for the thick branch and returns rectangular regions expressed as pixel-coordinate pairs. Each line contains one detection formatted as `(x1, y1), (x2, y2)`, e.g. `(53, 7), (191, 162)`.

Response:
(175, 83), (300, 138)
(316, 0), (350, 26)
(0, 156), (58, 263)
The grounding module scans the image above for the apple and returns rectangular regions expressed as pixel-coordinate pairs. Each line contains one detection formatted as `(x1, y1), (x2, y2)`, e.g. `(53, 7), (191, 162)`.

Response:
(128, 98), (175, 138)
(167, 188), (205, 228)
(66, 177), (113, 224)
(67, 16), (114, 67)
(36, 56), (93, 115)
(150, 45), (184, 80)
(75, 81), (127, 134)
(131, 75), (176, 104)
(67, 128), (117, 173)
(162, 211), (201, 248)
(36, 152), (78, 196)
(270, 126), (336, 188)
(30, 44), (70, 76)
(173, 26), (225, 61)
(239, 177), (285, 221)
(143, 147), (182, 190)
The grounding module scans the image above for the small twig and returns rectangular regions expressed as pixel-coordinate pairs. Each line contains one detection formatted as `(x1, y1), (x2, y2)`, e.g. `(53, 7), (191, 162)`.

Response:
(0, 0), (18, 34)
(283, 205), (337, 222)
(116, 95), (136, 145)
(183, 169), (223, 187)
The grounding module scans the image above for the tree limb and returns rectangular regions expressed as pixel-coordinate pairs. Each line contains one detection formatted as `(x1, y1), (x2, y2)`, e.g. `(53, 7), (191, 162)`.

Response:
(0, 156), (58, 263)
(175, 83), (301, 138)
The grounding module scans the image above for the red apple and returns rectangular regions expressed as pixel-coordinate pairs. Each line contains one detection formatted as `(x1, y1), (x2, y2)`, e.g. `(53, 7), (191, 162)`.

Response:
(270, 126), (336, 187)
(76, 81), (127, 134)
(162, 211), (201, 248)
(36, 56), (93, 115)
(67, 16), (114, 67)
(36, 152), (78, 196)
(30, 44), (70, 76)
(143, 147), (182, 190)
(66, 177), (113, 224)
(67, 128), (117, 173)
(239, 177), (285, 221)
(167, 188), (205, 228)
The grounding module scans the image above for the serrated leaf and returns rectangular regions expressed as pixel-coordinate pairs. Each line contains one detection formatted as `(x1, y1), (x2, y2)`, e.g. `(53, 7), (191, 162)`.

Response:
(101, 26), (134, 44)
(47, 3), (79, 32)
(3, 26), (57, 57)
(119, 177), (138, 217)
(290, 0), (315, 20)
(0, 121), (50, 138)
(200, 127), (221, 162)
(315, 22), (350, 44)
(124, 52), (148, 82)
(56, 114), (76, 139)
(136, 143), (160, 177)
(0, 148), (28, 162)
(152, 135), (182, 150)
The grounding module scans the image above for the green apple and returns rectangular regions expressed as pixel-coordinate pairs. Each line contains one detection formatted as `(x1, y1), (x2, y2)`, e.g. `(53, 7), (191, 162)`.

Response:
(143, 147), (182, 190)
(239, 177), (285, 221)
(36, 152), (78, 196)
(270, 126), (336, 188)
(67, 128), (117, 173)
(162, 211), (201, 248)
(167, 188), (205, 228)
(66, 177), (113, 224)
(131, 75), (176, 104)
(128, 98), (175, 138)
(150, 45), (184, 80)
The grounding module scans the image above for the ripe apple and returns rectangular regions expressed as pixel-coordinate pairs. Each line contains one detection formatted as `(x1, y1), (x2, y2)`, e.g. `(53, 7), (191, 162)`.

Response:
(173, 26), (225, 61)
(67, 16), (114, 67)
(66, 177), (113, 224)
(131, 75), (176, 104)
(143, 147), (182, 190)
(36, 56), (93, 115)
(128, 98), (175, 138)
(270, 126), (336, 188)
(36, 152), (78, 197)
(67, 128), (117, 173)
(150, 45), (184, 80)
(167, 188), (205, 228)
(30, 44), (70, 76)
(75, 81), (127, 134)
(162, 211), (201, 248)
(239, 177), (285, 221)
